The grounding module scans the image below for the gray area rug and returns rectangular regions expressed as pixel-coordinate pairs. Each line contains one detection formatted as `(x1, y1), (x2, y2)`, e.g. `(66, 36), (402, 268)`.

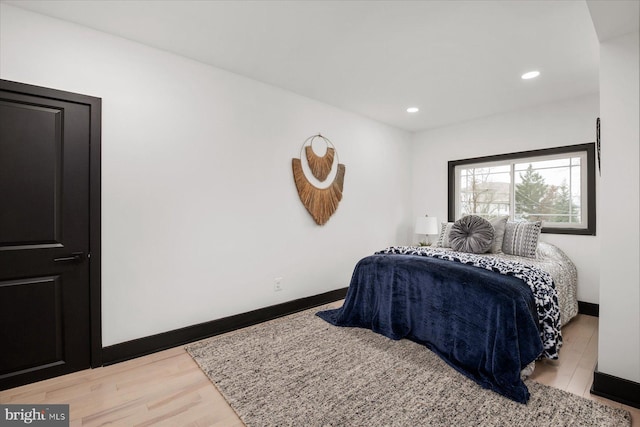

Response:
(186, 305), (630, 427)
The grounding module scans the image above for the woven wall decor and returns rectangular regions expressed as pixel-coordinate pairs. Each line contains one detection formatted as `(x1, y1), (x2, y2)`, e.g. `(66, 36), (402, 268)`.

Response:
(292, 134), (345, 225)
(305, 145), (335, 181)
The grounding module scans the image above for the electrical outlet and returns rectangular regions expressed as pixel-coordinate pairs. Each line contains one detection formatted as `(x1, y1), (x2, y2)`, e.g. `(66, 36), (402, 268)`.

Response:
(274, 277), (283, 292)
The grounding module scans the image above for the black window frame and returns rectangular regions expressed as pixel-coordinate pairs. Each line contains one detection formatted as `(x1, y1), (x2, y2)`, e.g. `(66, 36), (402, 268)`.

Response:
(448, 143), (596, 235)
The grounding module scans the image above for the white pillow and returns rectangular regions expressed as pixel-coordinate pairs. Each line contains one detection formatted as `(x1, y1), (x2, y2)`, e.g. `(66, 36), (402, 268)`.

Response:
(489, 215), (509, 254)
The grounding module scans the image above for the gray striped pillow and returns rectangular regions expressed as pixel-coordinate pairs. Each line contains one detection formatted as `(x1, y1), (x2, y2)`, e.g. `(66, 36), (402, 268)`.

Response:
(502, 221), (542, 258)
(435, 222), (454, 248)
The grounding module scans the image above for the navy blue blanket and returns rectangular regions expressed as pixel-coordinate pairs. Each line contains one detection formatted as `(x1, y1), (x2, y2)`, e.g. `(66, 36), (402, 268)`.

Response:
(317, 254), (543, 403)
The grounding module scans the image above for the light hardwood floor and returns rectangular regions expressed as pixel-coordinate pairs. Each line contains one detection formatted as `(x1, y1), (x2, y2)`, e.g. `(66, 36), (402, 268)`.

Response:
(1, 310), (638, 426)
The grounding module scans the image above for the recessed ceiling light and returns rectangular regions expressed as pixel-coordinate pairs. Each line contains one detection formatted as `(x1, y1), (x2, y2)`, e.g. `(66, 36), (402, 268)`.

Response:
(521, 71), (540, 80)
(406, 107), (419, 113)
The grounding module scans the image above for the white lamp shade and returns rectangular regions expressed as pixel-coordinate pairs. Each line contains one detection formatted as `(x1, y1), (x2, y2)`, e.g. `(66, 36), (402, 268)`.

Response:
(415, 216), (439, 235)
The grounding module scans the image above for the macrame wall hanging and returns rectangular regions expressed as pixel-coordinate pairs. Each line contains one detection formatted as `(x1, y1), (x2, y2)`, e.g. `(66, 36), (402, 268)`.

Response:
(292, 134), (346, 225)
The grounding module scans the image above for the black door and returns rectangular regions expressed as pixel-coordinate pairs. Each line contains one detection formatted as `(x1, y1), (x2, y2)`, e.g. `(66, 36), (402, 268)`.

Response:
(0, 80), (101, 390)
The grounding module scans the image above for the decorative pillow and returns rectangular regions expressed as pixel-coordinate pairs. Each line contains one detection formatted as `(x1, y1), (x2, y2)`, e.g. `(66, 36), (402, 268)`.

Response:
(449, 215), (495, 254)
(502, 221), (542, 258)
(489, 215), (509, 254)
(435, 222), (454, 248)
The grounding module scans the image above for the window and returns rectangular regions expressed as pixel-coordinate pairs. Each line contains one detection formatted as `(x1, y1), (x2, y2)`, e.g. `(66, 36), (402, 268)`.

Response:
(448, 143), (596, 235)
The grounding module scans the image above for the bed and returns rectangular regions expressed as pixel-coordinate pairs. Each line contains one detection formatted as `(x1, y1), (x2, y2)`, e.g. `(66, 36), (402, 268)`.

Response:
(317, 217), (578, 404)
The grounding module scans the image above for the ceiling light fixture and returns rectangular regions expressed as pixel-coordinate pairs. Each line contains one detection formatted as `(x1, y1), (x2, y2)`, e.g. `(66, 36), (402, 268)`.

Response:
(521, 71), (540, 80)
(406, 107), (419, 113)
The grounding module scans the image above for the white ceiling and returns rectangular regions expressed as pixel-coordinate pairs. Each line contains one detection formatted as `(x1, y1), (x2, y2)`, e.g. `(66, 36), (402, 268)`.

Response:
(3, 0), (620, 132)
(586, 0), (640, 42)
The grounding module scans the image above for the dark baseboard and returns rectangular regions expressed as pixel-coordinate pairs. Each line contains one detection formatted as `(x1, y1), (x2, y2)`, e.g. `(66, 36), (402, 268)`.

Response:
(102, 287), (348, 366)
(591, 367), (640, 409)
(578, 300), (599, 317)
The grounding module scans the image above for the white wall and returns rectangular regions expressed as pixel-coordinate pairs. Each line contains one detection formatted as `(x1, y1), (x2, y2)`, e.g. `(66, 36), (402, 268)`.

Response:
(597, 31), (640, 383)
(0, 4), (413, 346)
(410, 94), (601, 303)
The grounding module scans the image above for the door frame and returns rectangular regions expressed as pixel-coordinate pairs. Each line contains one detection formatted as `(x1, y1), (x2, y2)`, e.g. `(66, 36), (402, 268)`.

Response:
(1, 79), (102, 368)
